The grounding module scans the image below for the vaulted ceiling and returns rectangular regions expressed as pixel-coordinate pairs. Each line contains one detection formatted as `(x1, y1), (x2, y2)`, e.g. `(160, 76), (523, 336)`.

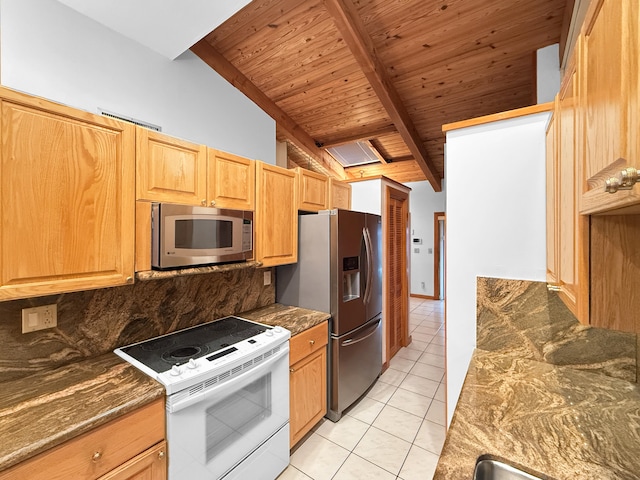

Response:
(192, 0), (568, 190)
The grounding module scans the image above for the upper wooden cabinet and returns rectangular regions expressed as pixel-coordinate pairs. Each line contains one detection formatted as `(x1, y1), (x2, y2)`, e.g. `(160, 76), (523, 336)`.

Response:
(579, 0), (640, 214)
(255, 163), (297, 267)
(296, 167), (329, 212)
(207, 149), (255, 211)
(0, 87), (135, 300)
(329, 178), (352, 210)
(136, 127), (207, 205)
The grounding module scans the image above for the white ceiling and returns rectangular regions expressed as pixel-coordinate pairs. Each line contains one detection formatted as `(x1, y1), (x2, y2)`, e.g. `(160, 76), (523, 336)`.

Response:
(56, 0), (251, 60)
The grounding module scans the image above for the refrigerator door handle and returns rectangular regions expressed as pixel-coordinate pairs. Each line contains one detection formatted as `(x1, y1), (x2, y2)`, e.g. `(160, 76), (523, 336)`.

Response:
(363, 226), (374, 305)
(341, 318), (381, 347)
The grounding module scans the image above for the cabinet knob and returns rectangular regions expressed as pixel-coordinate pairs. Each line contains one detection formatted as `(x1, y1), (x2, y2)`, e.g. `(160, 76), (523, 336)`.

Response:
(92, 451), (102, 462)
(309, 339), (315, 345)
(290, 368), (294, 373)
(201, 199), (207, 206)
(158, 450), (166, 460)
(126, 276), (133, 283)
(210, 200), (216, 207)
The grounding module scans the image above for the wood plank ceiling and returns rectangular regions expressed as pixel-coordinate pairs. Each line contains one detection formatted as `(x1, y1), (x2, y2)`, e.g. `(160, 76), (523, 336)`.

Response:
(192, 0), (566, 189)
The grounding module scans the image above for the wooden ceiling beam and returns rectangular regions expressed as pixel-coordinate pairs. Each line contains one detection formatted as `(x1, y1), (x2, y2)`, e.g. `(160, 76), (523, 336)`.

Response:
(318, 124), (398, 148)
(190, 39), (347, 180)
(323, 0), (442, 191)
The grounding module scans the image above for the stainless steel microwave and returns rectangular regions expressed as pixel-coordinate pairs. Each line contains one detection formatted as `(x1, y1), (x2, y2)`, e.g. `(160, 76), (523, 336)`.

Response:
(151, 203), (253, 270)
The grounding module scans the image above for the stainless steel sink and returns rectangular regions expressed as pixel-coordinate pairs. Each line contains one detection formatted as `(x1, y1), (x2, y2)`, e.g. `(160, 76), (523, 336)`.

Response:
(473, 457), (544, 480)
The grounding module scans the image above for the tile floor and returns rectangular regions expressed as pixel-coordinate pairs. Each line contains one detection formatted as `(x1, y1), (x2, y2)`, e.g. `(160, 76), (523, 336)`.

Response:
(278, 298), (446, 480)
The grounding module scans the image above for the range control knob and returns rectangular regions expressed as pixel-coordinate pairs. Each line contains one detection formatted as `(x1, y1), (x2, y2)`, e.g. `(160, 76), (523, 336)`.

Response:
(187, 359), (198, 369)
(170, 365), (182, 376)
(265, 329), (274, 337)
(273, 327), (283, 334)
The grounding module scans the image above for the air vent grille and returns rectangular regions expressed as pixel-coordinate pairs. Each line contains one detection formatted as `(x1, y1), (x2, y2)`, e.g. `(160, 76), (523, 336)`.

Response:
(98, 108), (162, 132)
(326, 141), (381, 167)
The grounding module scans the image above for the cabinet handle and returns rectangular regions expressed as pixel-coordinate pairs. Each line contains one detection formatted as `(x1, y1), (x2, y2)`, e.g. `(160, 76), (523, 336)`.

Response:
(309, 339), (315, 346)
(201, 199), (207, 206)
(290, 368), (295, 373)
(92, 451), (102, 462)
(126, 276), (133, 283)
(158, 450), (166, 460)
(210, 200), (216, 207)
(547, 284), (561, 292)
(605, 165), (638, 193)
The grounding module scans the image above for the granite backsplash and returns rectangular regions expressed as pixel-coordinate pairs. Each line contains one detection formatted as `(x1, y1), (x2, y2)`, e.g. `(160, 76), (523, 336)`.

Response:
(0, 267), (275, 383)
(477, 277), (637, 383)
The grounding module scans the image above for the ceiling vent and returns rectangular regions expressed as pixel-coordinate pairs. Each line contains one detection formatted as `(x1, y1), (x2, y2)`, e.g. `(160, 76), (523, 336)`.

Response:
(326, 141), (382, 167)
(99, 108), (162, 132)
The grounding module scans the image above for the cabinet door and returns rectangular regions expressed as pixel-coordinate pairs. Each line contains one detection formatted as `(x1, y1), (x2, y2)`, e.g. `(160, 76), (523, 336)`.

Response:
(0, 88), (135, 300)
(255, 163), (297, 266)
(207, 149), (255, 210)
(98, 442), (166, 480)
(545, 111), (558, 286)
(296, 167), (329, 212)
(329, 178), (352, 210)
(290, 347), (327, 447)
(580, 0), (640, 213)
(136, 127), (207, 205)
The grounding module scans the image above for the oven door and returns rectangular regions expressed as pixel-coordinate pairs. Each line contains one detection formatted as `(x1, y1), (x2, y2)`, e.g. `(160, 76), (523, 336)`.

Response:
(166, 345), (289, 480)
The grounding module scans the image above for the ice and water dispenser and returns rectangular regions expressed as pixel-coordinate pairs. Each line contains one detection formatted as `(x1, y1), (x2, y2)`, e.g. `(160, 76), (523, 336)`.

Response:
(342, 256), (360, 301)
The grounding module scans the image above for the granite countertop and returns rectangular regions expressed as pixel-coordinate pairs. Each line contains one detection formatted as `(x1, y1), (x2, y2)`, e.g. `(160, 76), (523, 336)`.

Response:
(434, 348), (640, 479)
(240, 303), (330, 336)
(0, 353), (164, 473)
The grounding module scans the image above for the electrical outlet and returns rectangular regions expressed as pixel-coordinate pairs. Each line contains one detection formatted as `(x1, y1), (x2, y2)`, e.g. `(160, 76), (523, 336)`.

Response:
(263, 270), (272, 286)
(22, 304), (57, 333)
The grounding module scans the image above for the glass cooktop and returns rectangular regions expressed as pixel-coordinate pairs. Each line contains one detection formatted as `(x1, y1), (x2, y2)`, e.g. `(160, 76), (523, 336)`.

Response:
(119, 316), (268, 374)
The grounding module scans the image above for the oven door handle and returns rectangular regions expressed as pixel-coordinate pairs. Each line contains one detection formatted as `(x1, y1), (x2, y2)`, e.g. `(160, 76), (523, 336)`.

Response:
(167, 344), (289, 414)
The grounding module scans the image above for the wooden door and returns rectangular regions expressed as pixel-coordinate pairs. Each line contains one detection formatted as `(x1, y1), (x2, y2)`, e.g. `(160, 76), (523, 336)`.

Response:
(0, 88), (135, 300)
(385, 187), (409, 360)
(207, 149), (255, 210)
(255, 163), (297, 266)
(136, 127), (207, 205)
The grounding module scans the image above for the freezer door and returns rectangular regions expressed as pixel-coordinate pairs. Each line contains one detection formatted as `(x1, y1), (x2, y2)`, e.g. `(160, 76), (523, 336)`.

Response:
(332, 210), (367, 335)
(364, 213), (382, 322)
(327, 316), (382, 421)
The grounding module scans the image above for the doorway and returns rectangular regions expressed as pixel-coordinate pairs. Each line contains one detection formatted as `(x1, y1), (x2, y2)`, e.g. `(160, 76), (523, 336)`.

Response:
(433, 212), (445, 300)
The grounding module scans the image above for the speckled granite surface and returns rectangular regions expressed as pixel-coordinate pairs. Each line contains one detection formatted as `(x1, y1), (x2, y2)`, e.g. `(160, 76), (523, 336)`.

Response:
(0, 353), (164, 472)
(434, 349), (640, 480)
(240, 303), (330, 336)
(435, 277), (640, 480)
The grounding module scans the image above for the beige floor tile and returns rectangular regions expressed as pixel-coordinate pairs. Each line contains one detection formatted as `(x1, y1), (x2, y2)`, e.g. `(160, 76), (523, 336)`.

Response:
(314, 415), (370, 451)
(398, 445), (440, 480)
(290, 433), (350, 480)
(425, 399), (446, 426)
(413, 419), (447, 455)
(409, 362), (445, 382)
(353, 427), (412, 475)
(389, 356), (416, 373)
(434, 382), (446, 402)
(332, 453), (397, 480)
(405, 339), (429, 352)
(399, 374), (439, 398)
(425, 344), (445, 356)
(413, 325), (440, 335)
(430, 336), (446, 346)
(418, 352), (445, 367)
(379, 367), (408, 387)
(366, 380), (397, 403)
(346, 396), (385, 424)
(276, 465), (313, 480)
(387, 387), (433, 418)
(372, 405), (422, 442)
(410, 332), (434, 344)
(395, 347), (423, 362)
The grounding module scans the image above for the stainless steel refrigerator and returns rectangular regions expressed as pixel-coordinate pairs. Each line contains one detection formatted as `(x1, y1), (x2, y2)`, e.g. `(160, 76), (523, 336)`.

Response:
(276, 209), (382, 421)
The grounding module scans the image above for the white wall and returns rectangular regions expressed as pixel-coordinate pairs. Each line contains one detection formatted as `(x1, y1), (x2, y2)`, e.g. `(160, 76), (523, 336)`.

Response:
(536, 43), (561, 104)
(405, 180), (446, 297)
(350, 180), (382, 215)
(444, 112), (549, 424)
(0, 0), (276, 163)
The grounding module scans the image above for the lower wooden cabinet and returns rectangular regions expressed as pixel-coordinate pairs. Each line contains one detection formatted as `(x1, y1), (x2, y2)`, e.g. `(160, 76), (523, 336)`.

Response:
(289, 321), (328, 447)
(0, 399), (166, 480)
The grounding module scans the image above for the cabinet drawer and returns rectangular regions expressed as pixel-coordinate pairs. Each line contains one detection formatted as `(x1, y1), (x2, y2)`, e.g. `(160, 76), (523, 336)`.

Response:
(290, 321), (329, 366)
(0, 399), (165, 480)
